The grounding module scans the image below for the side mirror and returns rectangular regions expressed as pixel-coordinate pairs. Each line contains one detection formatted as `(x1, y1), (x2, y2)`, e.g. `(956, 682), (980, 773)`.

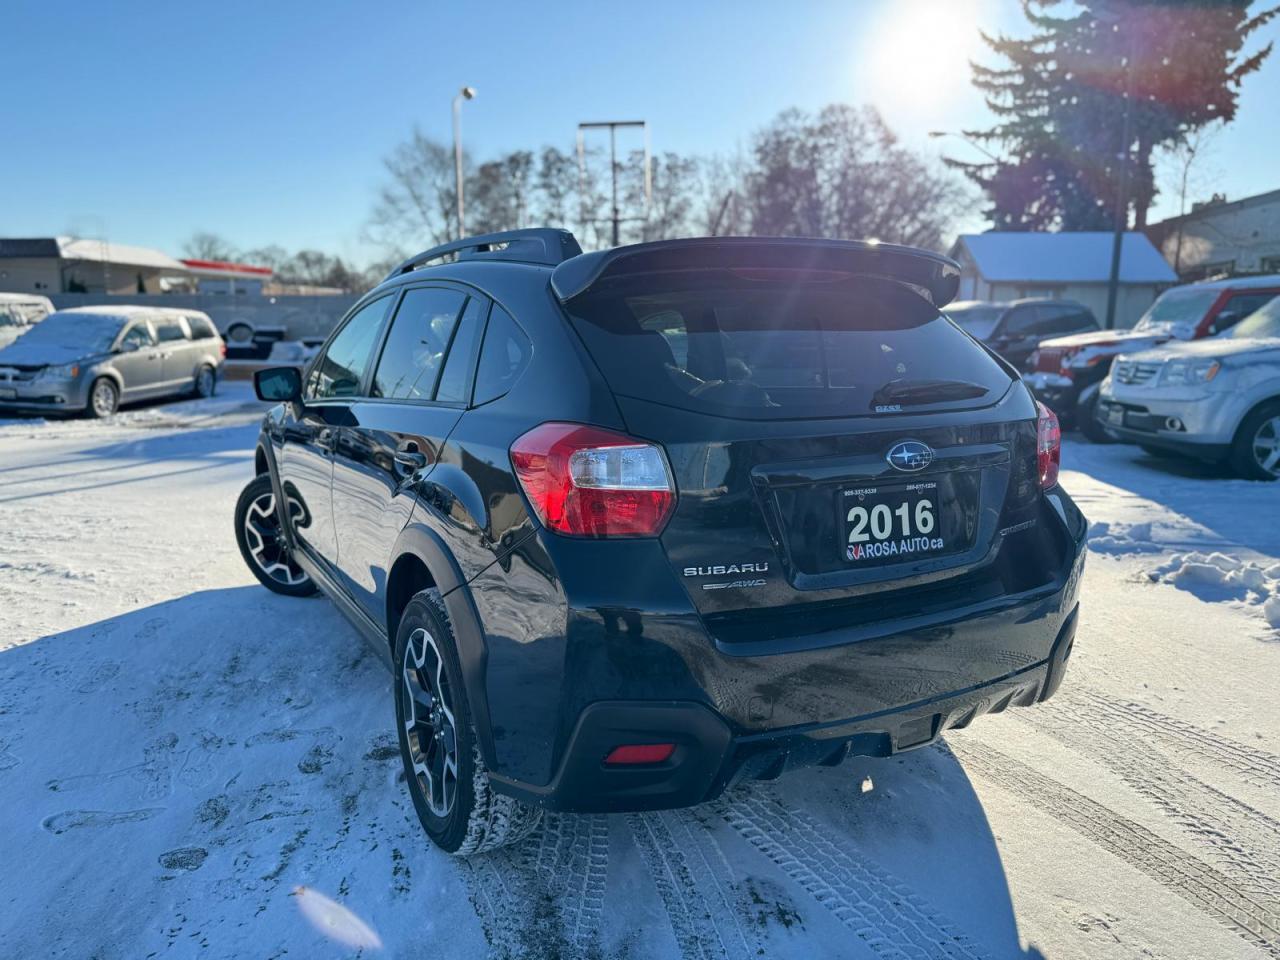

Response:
(254, 366), (303, 403)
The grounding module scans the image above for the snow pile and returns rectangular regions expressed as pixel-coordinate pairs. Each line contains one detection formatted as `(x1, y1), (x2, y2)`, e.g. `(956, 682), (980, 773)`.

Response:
(1087, 520), (1161, 555)
(1147, 551), (1280, 629)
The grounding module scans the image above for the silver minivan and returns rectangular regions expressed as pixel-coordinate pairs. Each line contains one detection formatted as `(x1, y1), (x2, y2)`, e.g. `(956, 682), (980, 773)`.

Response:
(0, 306), (225, 417)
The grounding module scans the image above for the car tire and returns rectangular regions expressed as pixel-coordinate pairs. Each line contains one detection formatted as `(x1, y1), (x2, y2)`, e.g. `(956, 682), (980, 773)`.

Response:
(394, 589), (542, 856)
(86, 377), (119, 418)
(1076, 393), (1114, 444)
(1229, 400), (1280, 481)
(226, 322), (254, 345)
(192, 364), (217, 398)
(234, 474), (317, 596)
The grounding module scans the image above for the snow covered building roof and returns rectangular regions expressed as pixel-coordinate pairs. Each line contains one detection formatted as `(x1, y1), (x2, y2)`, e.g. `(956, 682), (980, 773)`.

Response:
(950, 232), (1177, 285)
(0, 237), (188, 273)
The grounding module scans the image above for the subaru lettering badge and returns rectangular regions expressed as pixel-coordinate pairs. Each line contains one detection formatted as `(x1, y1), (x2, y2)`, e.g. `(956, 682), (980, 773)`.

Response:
(886, 440), (934, 473)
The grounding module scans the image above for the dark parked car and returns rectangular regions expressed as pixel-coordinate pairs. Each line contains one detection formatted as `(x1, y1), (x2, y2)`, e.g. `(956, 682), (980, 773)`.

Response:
(235, 230), (1087, 855)
(943, 298), (1099, 369)
(1025, 275), (1280, 441)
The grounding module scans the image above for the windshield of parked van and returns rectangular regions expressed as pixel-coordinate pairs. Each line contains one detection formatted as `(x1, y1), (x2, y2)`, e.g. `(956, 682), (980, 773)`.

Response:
(942, 302), (1005, 339)
(10, 311), (125, 354)
(1134, 288), (1219, 339)
(1224, 299), (1280, 340)
(565, 273), (1012, 419)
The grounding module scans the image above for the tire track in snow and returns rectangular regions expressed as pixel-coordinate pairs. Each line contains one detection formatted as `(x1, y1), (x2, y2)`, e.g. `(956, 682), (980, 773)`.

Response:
(951, 739), (1280, 959)
(716, 791), (985, 960)
(1018, 706), (1280, 911)
(463, 812), (608, 959)
(1053, 688), (1280, 794)
(627, 809), (765, 960)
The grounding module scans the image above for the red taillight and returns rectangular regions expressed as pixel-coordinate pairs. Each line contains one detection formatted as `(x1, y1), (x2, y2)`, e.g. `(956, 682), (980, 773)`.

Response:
(220, 343), (228, 359)
(510, 422), (676, 538)
(604, 743), (675, 765)
(1037, 401), (1061, 489)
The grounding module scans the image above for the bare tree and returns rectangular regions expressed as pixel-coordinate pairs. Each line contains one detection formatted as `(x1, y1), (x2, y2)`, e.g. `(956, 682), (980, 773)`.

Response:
(367, 128), (461, 252)
(183, 232), (237, 261)
(745, 105), (965, 248)
(468, 151), (534, 235)
(1157, 122), (1225, 275)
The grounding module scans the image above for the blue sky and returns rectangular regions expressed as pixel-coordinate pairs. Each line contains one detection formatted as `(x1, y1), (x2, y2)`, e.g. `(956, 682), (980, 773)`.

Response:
(5, 0), (1278, 266)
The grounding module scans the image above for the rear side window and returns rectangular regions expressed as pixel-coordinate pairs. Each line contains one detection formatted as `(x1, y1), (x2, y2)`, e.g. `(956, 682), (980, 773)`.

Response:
(473, 305), (531, 406)
(307, 295), (392, 400)
(435, 296), (488, 404)
(187, 315), (217, 339)
(565, 274), (1012, 419)
(154, 318), (188, 342)
(372, 287), (467, 400)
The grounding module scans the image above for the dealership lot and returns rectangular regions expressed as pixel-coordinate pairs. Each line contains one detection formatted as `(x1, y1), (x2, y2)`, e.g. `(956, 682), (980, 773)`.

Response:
(1, 387), (1278, 959)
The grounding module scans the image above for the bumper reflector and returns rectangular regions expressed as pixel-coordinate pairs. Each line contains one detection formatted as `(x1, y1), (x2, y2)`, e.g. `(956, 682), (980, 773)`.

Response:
(604, 743), (675, 765)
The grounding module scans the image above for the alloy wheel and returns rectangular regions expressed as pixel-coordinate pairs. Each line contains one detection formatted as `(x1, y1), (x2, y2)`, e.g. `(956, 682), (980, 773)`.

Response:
(1252, 415), (1280, 477)
(402, 626), (459, 818)
(196, 367), (215, 396)
(91, 380), (117, 417)
(241, 492), (308, 585)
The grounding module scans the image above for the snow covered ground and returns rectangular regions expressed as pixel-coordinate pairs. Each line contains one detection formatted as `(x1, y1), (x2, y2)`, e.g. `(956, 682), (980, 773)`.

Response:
(1, 388), (1278, 959)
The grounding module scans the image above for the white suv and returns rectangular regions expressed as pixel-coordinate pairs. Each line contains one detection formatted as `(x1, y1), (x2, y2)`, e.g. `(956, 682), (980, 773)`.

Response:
(1098, 301), (1280, 479)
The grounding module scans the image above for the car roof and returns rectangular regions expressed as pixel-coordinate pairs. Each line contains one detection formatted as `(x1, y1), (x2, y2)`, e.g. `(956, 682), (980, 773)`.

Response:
(0, 292), (54, 304)
(55, 305), (213, 321)
(1175, 273), (1280, 292)
(945, 300), (1011, 310)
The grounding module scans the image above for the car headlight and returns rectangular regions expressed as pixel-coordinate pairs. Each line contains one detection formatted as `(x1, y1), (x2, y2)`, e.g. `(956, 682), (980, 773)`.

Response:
(1161, 359), (1220, 385)
(35, 362), (80, 381)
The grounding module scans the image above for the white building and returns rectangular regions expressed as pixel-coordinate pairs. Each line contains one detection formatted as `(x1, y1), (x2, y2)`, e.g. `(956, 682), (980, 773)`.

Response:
(948, 232), (1177, 329)
(1147, 188), (1280, 281)
(0, 237), (188, 295)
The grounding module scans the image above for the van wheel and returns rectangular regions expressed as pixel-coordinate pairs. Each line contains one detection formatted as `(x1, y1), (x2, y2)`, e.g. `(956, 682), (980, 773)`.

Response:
(394, 589), (542, 855)
(192, 365), (217, 398)
(1230, 400), (1280, 481)
(1076, 393), (1114, 443)
(233, 474), (316, 595)
(87, 377), (119, 418)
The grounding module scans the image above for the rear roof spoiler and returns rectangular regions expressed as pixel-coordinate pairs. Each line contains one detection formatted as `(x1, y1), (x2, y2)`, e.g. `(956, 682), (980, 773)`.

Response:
(550, 236), (962, 308)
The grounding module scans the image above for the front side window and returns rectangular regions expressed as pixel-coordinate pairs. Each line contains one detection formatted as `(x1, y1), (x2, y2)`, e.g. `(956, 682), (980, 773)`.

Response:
(306, 295), (392, 400)
(371, 287), (466, 400)
(120, 323), (154, 350)
(1216, 293), (1276, 333)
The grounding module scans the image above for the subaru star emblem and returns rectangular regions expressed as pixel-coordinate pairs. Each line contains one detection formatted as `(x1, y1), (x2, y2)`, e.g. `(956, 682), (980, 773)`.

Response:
(886, 440), (934, 472)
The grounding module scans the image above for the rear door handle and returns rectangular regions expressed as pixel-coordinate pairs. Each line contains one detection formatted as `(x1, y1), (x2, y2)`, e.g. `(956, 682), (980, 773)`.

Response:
(394, 444), (427, 470)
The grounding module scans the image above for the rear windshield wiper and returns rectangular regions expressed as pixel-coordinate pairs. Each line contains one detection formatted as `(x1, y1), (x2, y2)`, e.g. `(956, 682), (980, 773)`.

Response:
(871, 378), (990, 410)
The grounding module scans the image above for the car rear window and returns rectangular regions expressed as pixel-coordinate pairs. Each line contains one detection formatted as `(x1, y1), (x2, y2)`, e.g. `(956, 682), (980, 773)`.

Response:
(563, 272), (1013, 419)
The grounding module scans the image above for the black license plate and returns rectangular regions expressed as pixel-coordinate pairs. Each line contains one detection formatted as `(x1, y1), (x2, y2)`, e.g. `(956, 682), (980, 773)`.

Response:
(839, 480), (957, 566)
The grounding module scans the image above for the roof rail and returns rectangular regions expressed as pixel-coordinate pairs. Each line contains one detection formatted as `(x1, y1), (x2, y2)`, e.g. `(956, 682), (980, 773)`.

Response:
(383, 228), (583, 282)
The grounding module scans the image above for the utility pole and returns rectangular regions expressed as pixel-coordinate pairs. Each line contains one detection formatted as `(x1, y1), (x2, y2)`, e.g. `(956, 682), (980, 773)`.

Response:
(452, 86), (476, 239)
(1103, 17), (1136, 330)
(577, 121), (649, 247)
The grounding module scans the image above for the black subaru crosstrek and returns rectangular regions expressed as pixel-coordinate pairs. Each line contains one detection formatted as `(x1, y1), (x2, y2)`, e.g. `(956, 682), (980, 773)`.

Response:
(235, 230), (1086, 855)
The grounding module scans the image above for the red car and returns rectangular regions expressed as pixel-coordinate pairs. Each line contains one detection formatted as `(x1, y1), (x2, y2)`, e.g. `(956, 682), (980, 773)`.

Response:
(1025, 275), (1280, 441)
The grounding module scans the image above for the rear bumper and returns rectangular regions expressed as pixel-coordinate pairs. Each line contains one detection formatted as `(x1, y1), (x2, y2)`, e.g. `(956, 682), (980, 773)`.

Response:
(494, 606), (1078, 813)
(479, 489), (1087, 812)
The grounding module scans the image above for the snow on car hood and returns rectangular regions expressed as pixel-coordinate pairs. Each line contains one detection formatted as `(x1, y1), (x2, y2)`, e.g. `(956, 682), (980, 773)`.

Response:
(1119, 336), (1280, 365)
(1037, 328), (1168, 350)
(0, 339), (105, 368)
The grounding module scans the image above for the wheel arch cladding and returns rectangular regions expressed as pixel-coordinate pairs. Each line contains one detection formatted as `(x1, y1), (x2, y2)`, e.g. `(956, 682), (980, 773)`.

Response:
(386, 522), (500, 770)
(254, 445), (269, 476)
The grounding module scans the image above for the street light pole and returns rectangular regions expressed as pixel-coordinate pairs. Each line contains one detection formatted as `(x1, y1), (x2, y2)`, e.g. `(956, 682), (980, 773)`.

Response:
(452, 86), (476, 239)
